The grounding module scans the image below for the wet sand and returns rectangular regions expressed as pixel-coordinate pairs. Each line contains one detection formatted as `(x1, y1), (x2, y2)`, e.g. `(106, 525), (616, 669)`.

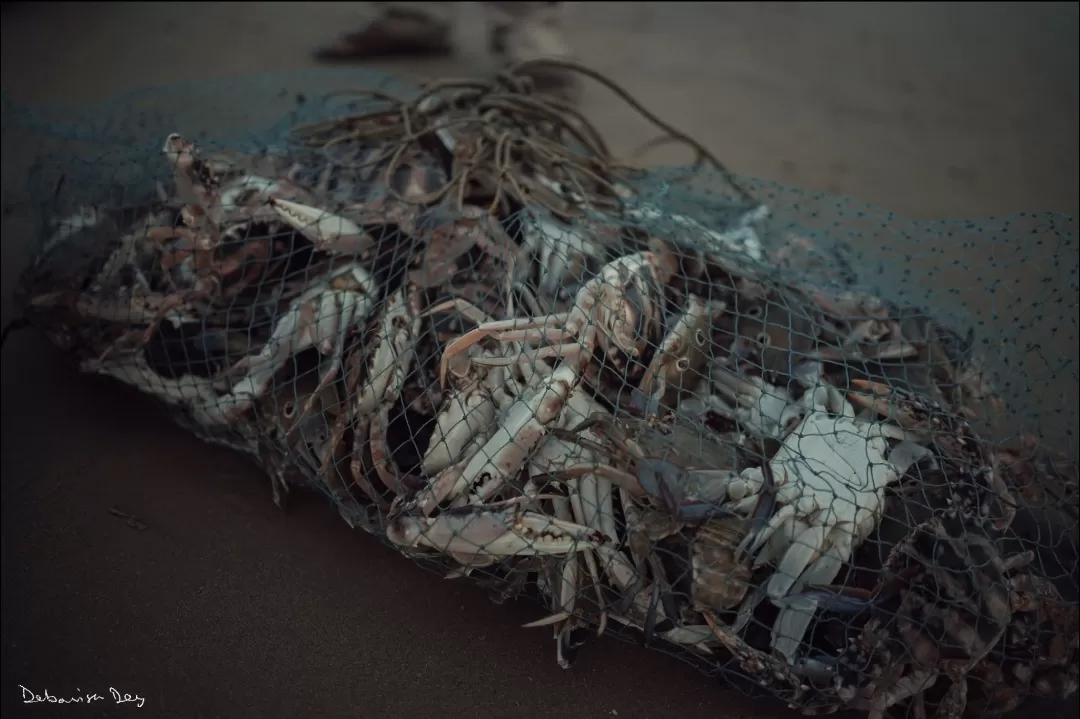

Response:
(2, 3), (1077, 718)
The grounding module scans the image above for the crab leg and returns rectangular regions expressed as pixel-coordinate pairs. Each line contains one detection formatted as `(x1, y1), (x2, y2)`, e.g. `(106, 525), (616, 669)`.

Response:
(386, 499), (604, 557)
(709, 363), (803, 440)
(203, 291), (334, 423)
(362, 288), (423, 499)
(846, 378), (933, 439)
(422, 381), (498, 474)
(592, 480), (640, 591)
(422, 298), (523, 473)
(533, 390), (611, 633)
(368, 374), (418, 498)
(520, 493), (584, 668)
(538, 451), (642, 599)
(423, 298), (501, 472)
(552, 494), (585, 669)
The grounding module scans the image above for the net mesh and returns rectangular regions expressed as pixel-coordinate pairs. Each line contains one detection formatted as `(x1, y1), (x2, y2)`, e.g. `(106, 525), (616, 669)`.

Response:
(3, 63), (1077, 718)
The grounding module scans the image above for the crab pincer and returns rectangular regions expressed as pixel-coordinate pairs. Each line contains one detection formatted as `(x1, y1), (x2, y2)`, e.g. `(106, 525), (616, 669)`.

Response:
(269, 197), (374, 256)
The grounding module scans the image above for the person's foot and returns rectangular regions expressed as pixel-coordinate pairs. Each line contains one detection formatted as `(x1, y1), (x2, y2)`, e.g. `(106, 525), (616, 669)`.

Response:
(497, 21), (581, 101)
(313, 8), (453, 61)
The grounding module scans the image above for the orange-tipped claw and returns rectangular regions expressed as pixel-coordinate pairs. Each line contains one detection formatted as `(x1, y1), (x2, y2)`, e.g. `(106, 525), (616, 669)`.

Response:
(849, 378), (894, 396)
(847, 379), (891, 414)
(847, 378), (925, 429)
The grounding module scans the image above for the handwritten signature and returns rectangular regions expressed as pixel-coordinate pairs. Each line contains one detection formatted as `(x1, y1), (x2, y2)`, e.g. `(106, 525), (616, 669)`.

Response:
(20, 685), (145, 708)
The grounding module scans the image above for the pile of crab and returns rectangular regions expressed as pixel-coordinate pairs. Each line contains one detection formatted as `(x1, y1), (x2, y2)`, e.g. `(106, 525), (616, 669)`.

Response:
(17, 92), (1079, 719)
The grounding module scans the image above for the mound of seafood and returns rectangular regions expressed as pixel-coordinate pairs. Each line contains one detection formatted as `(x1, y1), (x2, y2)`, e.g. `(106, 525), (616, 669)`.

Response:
(15, 63), (1078, 719)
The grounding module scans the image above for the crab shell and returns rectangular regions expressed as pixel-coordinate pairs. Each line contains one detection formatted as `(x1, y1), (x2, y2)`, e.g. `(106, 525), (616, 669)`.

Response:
(690, 515), (754, 611)
(728, 386), (907, 599)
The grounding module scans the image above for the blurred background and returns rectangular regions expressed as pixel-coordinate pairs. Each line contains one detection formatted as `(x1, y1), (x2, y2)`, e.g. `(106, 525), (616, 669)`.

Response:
(1, 3), (1077, 718)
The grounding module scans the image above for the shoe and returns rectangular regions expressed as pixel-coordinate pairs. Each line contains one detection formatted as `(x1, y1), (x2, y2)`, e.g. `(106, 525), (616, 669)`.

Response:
(313, 8), (453, 61)
(499, 21), (581, 101)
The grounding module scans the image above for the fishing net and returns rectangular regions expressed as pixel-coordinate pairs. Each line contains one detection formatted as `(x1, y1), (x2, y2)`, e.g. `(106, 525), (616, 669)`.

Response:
(3, 63), (1077, 719)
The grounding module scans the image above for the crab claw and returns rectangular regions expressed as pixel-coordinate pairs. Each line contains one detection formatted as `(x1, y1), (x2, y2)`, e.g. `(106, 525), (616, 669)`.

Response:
(270, 197), (373, 255)
(386, 501), (605, 557)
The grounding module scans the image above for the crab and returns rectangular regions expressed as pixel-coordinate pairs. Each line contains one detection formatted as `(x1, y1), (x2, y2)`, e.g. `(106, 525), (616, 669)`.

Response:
(961, 569), (1079, 717)
(793, 513), (1048, 719)
(699, 611), (847, 716)
(545, 412), (778, 648)
(846, 379), (1016, 531)
(690, 514), (758, 613)
(402, 250), (677, 514)
(548, 409), (750, 518)
(199, 262), (376, 425)
(723, 383), (924, 663)
(417, 296), (530, 476)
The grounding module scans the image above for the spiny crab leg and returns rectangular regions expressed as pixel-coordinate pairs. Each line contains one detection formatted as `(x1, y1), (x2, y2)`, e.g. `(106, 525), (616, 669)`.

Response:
(522, 493), (585, 669)
(416, 252), (673, 513)
(439, 251), (673, 383)
(270, 197), (374, 256)
(386, 498), (605, 558)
